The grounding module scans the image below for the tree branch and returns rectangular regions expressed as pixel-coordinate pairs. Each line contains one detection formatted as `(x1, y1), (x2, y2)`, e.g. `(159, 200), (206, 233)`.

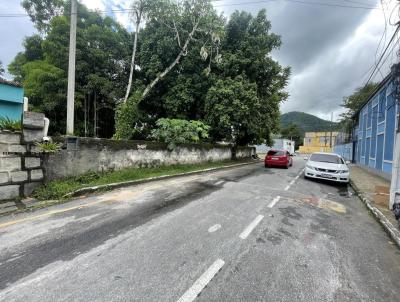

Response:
(141, 18), (200, 100)
(173, 20), (182, 48)
(123, 9), (142, 103)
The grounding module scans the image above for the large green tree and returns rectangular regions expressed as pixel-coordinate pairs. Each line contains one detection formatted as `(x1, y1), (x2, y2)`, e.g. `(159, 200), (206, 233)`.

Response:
(114, 0), (223, 139)
(10, 1), (132, 137)
(205, 76), (262, 145)
(22, 0), (64, 33)
(206, 10), (290, 145)
(11, 1), (289, 144)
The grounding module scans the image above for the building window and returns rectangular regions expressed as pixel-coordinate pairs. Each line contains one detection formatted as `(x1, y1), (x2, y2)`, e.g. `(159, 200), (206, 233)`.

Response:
(378, 88), (386, 123)
(367, 101), (372, 128)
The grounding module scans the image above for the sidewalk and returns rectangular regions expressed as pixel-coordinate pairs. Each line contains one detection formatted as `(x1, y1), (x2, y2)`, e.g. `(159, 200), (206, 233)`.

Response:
(350, 165), (400, 248)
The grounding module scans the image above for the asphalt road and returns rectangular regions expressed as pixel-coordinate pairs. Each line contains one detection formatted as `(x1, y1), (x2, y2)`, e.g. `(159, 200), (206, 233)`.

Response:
(1, 157), (400, 302)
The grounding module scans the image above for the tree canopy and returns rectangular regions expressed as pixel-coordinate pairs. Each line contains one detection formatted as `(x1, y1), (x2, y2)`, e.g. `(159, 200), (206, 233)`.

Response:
(339, 82), (378, 133)
(10, 0), (289, 146)
(279, 123), (303, 148)
(10, 1), (132, 136)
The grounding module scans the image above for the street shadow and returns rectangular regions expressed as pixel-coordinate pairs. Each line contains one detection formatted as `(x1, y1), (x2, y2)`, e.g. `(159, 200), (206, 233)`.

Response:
(304, 174), (348, 188)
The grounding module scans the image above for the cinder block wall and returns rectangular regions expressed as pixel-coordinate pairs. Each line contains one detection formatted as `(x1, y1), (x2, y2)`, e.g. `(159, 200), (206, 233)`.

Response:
(0, 112), (45, 201)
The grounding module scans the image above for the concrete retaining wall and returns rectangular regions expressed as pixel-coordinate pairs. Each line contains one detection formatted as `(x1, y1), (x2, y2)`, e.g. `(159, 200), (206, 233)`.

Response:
(0, 112), (45, 201)
(43, 138), (255, 181)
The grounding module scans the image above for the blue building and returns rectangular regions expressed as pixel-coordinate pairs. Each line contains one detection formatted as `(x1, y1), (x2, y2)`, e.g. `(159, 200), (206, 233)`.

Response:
(350, 74), (397, 179)
(0, 78), (24, 121)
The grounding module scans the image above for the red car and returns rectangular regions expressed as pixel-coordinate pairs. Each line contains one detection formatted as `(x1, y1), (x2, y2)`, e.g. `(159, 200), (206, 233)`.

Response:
(265, 149), (293, 169)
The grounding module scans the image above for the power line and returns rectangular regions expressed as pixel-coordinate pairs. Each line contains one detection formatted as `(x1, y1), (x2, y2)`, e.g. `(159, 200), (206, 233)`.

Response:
(365, 23), (400, 85)
(0, 0), (381, 18)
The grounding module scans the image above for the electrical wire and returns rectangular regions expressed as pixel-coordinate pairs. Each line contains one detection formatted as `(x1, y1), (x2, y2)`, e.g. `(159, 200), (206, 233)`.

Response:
(365, 23), (400, 85)
(0, 0), (381, 18)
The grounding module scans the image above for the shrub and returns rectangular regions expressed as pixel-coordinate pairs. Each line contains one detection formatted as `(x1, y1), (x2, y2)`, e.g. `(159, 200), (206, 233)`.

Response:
(151, 118), (210, 150)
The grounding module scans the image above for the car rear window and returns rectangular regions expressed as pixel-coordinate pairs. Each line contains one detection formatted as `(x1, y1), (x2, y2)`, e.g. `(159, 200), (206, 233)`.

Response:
(267, 150), (285, 156)
(310, 154), (343, 164)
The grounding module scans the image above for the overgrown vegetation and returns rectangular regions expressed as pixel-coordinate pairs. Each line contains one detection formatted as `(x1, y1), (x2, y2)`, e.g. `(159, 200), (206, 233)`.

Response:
(151, 118), (210, 150)
(0, 117), (22, 132)
(33, 160), (248, 200)
(34, 141), (62, 153)
(11, 0), (289, 146)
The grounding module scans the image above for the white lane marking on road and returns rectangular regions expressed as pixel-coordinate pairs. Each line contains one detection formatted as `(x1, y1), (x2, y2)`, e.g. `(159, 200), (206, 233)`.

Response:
(208, 224), (221, 233)
(268, 196), (281, 208)
(214, 180), (224, 186)
(284, 168), (304, 191)
(239, 215), (264, 239)
(177, 259), (225, 302)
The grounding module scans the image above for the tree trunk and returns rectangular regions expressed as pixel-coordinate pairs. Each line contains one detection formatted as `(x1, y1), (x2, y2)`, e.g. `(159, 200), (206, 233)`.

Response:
(123, 16), (141, 103)
(94, 92), (97, 138)
(84, 93), (87, 137)
(141, 19), (200, 100)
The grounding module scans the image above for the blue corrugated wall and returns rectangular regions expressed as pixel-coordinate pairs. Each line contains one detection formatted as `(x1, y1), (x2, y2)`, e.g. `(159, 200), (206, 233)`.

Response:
(333, 143), (353, 161)
(0, 83), (24, 121)
(335, 78), (397, 178)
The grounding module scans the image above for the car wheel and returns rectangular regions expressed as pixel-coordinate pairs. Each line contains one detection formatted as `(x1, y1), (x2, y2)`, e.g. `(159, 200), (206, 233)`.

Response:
(265, 164), (269, 168)
(285, 164), (289, 169)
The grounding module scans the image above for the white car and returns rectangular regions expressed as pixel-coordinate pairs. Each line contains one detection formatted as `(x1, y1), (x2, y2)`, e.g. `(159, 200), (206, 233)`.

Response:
(304, 152), (350, 184)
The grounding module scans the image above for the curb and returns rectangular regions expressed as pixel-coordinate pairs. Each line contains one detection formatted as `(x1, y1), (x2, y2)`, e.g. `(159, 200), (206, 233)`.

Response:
(0, 160), (261, 217)
(63, 160), (261, 198)
(350, 179), (400, 249)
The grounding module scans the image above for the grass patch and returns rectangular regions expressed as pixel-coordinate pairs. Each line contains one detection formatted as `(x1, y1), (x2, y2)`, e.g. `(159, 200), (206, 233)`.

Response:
(34, 159), (253, 200)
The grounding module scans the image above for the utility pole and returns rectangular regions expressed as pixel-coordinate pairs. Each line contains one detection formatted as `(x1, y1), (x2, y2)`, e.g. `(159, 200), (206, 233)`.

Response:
(66, 0), (77, 136)
(330, 112), (333, 149)
(389, 10), (400, 209)
(389, 62), (400, 209)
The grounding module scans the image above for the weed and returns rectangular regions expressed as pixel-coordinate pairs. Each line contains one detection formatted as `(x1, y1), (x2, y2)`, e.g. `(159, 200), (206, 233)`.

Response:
(0, 117), (21, 132)
(34, 141), (62, 153)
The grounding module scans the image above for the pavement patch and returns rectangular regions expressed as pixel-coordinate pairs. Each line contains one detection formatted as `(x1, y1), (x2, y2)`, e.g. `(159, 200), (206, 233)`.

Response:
(298, 196), (346, 214)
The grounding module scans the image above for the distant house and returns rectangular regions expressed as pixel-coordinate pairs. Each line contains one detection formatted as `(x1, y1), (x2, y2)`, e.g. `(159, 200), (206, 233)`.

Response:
(254, 138), (295, 154)
(0, 78), (24, 121)
(299, 131), (340, 153)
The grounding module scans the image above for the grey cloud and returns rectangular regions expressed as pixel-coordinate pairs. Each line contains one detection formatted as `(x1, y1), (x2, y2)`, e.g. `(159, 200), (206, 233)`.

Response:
(217, 0), (384, 121)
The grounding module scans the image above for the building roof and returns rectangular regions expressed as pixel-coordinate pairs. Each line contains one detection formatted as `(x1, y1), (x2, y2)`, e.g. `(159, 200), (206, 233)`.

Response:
(0, 77), (22, 88)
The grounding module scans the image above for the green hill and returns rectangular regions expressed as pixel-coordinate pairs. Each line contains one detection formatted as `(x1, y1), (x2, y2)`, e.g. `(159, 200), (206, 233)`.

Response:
(280, 111), (338, 133)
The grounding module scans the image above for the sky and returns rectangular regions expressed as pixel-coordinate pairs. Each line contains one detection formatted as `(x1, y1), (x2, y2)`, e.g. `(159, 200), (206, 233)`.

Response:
(0, 0), (397, 122)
